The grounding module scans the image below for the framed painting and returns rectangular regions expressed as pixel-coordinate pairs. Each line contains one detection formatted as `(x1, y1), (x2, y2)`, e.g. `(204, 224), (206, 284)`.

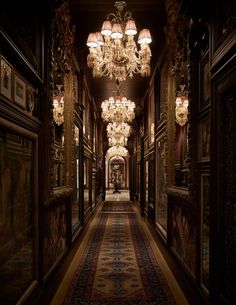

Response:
(200, 52), (210, 109)
(14, 73), (26, 108)
(0, 57), (12, 100)
(0, 120), (39, 304)
(198, 114), (210, 161)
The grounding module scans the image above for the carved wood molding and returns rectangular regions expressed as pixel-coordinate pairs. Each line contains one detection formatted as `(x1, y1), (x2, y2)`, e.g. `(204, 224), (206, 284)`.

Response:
(167, 186), (191, 207)
(49, 187), (73, 206)
(50, 0), (75, 84)
(48, 0), (76, 202)
(164, 0), (190, 76)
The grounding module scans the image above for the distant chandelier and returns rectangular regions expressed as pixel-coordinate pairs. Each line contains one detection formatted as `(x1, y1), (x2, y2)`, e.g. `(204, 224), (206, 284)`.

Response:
(107, 145), (128, 157)
(101, 95), (135, 123)
(108, 135), (128, 147)
(107, 122), (131, 138)
(86, 1), (152, 82)
(53, 84), (64, 126)
(175, 84), (189, 127)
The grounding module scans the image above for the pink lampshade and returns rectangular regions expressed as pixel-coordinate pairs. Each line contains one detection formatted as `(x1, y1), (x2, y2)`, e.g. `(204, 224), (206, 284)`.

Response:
(86, 33), (99, 48)
(95, 32), (104, 45)
(111, 23), (123, 39)
(138, 29), (152, 44)
(101, 20), (112, 36)
(125, 19), (137, 36)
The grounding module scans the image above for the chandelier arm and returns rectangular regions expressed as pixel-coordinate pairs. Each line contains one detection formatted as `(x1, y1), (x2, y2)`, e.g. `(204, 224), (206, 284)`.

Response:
(107, 12), (119, 23)
(123, 11), (133, 22)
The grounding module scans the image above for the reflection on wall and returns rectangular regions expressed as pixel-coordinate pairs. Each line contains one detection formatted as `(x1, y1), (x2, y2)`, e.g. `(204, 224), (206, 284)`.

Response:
(92, 168), (96, 207)
(175, 123), (188, 188)
(84, 158), (90, 214)
(0, 130), (34, 304)
(72, 125), (80, 233)
(171, 205), (196, 273)
(43, 205), (66, 275)
(54, 124), (65, 187)
(156, 139), (167, 232)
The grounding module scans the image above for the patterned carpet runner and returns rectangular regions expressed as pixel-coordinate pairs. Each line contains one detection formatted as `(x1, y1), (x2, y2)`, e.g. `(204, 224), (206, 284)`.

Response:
(62, 201), (177, 305)
(101, 201), (135, 213)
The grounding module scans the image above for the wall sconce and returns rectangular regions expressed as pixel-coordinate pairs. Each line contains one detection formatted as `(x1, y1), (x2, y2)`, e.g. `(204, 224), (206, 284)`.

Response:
(53, 84), (64, 126)
(175, 84), (189, 126)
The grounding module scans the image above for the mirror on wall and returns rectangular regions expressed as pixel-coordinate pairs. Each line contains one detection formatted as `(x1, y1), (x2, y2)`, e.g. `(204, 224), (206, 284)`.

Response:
(83, 157), (90, 214)
(174, 63), (189, 189)
(156, 137), (168, 235)
(52, 75), (65, 188)
(174, 123), (189, 187)
(72, 125), (81, 233)
(53, 123), (65, 188)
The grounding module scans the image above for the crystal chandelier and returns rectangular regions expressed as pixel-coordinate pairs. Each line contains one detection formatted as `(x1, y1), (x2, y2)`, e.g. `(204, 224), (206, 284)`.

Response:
(107, 122), (131, 138)
(86, 1), (152, 81)
(108, 135), (128, 147)
(107, 122), (130, 147)
(101, 80), (136, 123)
(101, 95), (135, 123)
(53, 84), (64, 126)
(175, 84), (189, 127)
(107, 145), (128, 157)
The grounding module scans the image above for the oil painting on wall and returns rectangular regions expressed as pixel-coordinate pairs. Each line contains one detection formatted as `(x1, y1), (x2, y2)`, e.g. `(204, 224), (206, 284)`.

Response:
(0, 129), (36, 305)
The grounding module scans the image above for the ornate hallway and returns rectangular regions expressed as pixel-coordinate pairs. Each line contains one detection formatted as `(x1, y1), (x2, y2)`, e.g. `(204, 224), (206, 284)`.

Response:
(0, 1), (235, 305)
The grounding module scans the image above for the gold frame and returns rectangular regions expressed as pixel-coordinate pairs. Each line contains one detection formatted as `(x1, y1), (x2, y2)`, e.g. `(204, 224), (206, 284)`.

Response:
(14, 73), (26, 108)
(0, 56), (12, 100)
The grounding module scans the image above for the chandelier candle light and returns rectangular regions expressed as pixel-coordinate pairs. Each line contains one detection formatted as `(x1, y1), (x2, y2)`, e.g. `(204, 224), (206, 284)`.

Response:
(101, 95), (136, 123)
(86, 1), (152, 81)
(107, 121), (131, 147)
(108, 135), (128, 147)
(175, 84), (189, 126)
(107, 122), (131, 137)
(53, 84), (64, 126)
(107, 145), (128, 157)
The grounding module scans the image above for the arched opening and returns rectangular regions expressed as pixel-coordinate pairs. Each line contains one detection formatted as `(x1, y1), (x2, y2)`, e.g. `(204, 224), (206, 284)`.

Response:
(105, 151), (130, 198)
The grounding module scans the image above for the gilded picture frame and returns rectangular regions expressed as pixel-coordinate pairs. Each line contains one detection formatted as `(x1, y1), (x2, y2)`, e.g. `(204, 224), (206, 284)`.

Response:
(0, 56), (12, 100)
(14, 73), (26, 108)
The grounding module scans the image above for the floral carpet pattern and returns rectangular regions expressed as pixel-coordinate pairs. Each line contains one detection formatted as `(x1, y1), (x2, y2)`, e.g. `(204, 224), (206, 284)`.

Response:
(62, 201), (177, 305)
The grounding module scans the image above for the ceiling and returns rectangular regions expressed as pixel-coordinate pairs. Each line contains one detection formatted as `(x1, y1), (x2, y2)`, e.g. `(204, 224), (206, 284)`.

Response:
(68, 0), (166, 108)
